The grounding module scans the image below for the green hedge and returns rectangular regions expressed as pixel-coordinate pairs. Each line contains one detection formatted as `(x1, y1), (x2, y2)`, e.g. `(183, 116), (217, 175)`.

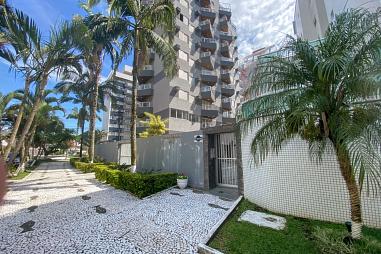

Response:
(71, 160), (104, 173)
(94, 166), (177, 198)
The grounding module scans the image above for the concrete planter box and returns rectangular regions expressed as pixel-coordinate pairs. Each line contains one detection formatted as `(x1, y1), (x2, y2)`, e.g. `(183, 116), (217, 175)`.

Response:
(177, 178), (188, 189)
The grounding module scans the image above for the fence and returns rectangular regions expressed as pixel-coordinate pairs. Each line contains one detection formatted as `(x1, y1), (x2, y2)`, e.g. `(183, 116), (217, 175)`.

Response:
(241, 124), (381, 228)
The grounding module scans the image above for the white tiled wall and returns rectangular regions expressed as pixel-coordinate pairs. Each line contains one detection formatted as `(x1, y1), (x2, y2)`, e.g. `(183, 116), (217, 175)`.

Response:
(241, 124), (381, 228)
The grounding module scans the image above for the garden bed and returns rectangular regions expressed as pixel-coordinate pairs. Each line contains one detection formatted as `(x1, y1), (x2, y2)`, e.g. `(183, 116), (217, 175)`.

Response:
(209, 199), (381, 254)
(70, 158), (177, 198)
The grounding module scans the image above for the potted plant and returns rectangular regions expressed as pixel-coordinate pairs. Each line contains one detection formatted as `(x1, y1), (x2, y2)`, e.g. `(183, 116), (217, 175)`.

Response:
(177, 173), (188, 189)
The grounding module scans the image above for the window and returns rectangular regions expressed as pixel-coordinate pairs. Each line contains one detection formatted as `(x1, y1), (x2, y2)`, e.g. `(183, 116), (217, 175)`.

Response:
(170, 108), (200, 123)
(171, 108), (177, 118)
(179, 50), (188, 62)
(179, 31), (188, 43)
(178, 69), (189, 81)
(180, 13), (188, 25)
(177, 89), (188, 100)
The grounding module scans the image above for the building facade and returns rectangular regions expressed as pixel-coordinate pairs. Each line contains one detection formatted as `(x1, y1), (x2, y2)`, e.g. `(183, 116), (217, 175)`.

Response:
(137, 0), (239, 134)
(102, 66), (133, 141)
(294, 0), (381, 40)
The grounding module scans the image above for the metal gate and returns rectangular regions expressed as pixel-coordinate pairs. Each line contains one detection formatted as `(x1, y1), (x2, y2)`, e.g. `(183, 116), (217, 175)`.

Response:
(215, 132), (238, 187)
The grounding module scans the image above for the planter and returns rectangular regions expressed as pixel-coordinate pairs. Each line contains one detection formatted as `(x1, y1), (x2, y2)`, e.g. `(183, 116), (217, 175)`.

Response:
(177, 178), (188, 189)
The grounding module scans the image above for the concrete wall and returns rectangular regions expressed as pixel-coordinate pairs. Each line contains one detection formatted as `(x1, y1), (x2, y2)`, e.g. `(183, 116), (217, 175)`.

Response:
(137, 131), (205, 189)
(241, 124), (381, 228)
(95, 141), (120, 163)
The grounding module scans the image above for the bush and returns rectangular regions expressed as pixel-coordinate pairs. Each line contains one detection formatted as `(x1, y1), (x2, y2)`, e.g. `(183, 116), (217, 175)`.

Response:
(93, 165), (177, 198)
(72, 161), (103, 173)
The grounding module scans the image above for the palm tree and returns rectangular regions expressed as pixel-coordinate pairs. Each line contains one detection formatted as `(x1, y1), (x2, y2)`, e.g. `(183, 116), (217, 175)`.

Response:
(66, 1), (126, 163)
(0, 6), (41, 161)
(238, 9), (381, 239)
(108, 0), (177, 170)
(139, 112), (168, 138)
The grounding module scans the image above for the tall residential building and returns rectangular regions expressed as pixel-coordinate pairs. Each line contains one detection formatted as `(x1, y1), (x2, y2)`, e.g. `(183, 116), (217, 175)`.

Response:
(137, 0), (239, 134)
(102, 66), (133, 141)
(294, 0), (381, 40)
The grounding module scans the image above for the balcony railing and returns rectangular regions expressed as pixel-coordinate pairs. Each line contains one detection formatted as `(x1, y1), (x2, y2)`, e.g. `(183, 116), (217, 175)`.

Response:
(138, 83), (152, 90)
(223, 111), (235, 118)
(201, 38), (216, 43)
(199, 20), (211, 26)
(202, 103), (219, 110)
(222, 98), (232, 103)
(219, 4), (231, 12)
(137, 102), (152, 107)
(200, 51), (212, 58)
(221, 70), (231, 75)
(200, 7), (215, 13)
(201, 86), (212, 92)
(142, 65), (153, 70)
(221, 83), (234, 89)
(201, 70), (216, 75)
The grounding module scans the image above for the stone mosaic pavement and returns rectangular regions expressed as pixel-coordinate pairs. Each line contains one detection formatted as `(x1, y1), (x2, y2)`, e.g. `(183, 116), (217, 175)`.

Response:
(0, 158), (235, 254)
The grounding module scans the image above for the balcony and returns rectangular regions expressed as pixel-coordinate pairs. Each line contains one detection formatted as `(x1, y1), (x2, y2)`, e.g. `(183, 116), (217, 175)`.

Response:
(200, 86), (215, 102)
(200, 70), (217, 85)
(221, 83), (235, 97)
(200, 0), (212, 7)
(201, 105), (219, 119)
(137, 83), (153, 98)
(222, 111), (235, 124)
(220, 41), (233, 58)
(222, 98), (233, 110)
(200, 7), (216, 22)
(137, 101), (153, 116)
(220, 70), (232, 83)
(200, 51), (215, 69)
(220, 31), (234, 42)
(138, 65), (154, 82)
(219, 5), (232, 18)
(220, 56), (235, 69)
(219, 16), (228, 32)
(200, 37), (217, 52)
(199, 20), (213, 38)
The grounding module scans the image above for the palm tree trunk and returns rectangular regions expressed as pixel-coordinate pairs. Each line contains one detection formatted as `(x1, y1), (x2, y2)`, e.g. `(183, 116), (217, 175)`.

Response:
(3, 76), (31, 161)
(335, 144), (362, 239)
(130, 35), (139, 172)
(79, 114), (85, 158)
(88, 50), (102, 163)
(8, 78), (47, 164)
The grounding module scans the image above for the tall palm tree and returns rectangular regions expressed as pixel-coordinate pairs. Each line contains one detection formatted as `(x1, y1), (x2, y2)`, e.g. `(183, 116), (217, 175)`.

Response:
(67, 1), (125, 162)
(0, 6), (41, 161)
(6, 20), (82, 164)
(238, 9), (381, 239)
(108, 0), (177, 170)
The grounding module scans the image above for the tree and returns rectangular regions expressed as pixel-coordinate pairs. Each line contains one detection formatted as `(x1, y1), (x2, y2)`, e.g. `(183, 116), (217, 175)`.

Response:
(139, 112), (168, 138)
(66, 1), (125, 163)
(108, 0), (178, 170)
(238, 9), (381, 239)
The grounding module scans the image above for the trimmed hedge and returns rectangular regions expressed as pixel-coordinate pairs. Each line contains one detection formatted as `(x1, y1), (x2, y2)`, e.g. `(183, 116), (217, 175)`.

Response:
(94, 166), (177, 198)
(70, 159), (103, 173)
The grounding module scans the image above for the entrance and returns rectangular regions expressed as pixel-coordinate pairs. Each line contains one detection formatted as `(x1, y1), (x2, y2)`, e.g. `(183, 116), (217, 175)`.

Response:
(215, 132), (238, 187)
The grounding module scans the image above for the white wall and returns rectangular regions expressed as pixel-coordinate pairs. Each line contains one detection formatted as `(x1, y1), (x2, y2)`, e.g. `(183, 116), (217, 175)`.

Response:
(241, 124), (381, 228)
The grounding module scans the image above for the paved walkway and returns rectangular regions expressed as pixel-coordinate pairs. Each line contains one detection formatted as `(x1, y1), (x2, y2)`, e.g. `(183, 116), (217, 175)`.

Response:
(0, 159), (235, 254)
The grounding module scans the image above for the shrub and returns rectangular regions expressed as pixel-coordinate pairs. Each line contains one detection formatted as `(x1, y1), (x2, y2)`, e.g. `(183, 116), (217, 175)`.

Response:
(93, 165), (177, 198)
(69, 157), (80, 167)
(72, 161), (103, 173)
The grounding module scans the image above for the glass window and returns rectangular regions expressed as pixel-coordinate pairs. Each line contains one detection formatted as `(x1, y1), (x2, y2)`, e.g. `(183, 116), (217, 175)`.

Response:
(171, 108), (176, 118)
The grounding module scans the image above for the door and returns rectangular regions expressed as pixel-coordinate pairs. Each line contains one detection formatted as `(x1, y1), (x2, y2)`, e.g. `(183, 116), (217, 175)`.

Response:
(215, 132), (238, 187)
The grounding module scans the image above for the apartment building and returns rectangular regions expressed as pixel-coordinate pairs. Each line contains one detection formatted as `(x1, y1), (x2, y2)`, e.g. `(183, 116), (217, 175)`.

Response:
(294, 0), (381, 40)
(102, 66), (133, 141)
(137, 0), (239, 133)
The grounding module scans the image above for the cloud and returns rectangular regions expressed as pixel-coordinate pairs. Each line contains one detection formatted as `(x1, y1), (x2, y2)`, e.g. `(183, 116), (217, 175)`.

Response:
(225, 0), (296, 57)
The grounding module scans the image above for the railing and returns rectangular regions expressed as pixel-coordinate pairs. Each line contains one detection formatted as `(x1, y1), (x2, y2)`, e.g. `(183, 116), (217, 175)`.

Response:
(221, 84), (234, 89)
(220, 31), (232, 36)
(222, 98), (232, 103)
(200, 7), (215, 13)
(223, 111), (235, 118)
(221, 56), (233, 62)
(202, 103), (219, 110)
(201, 86), (212, 92)
(142, 65), (153, 70)
(138, 83), (152, 90)
(199, 20), (211, 26)
(219, 16), (228, 23)
(137, 101), (152, 107)
(201, 70), (216, 75)
(220, 70), (231, 75)
(201, 37), (216, 43)
(219, 4), (231, 12)
(200, 51), (212, 58)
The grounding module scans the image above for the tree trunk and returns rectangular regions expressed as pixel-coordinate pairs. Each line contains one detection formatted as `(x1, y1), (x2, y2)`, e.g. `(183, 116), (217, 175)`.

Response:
(79, 114), (85, 158)
(3, 76), (31, 161)
(335, 144), (362, 239)
(8, 77), (47, 164)
(130, 35), (139, 172)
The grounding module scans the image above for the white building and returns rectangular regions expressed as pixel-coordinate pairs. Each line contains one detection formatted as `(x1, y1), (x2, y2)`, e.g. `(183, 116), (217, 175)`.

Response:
(294, 0), (381, 40)
(102, 65), (133, 141)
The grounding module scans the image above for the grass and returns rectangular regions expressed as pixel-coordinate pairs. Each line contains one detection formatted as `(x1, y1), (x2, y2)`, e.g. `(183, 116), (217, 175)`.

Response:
(8, 158), (54, 180)
(209, 199), (381, 254)
(8, 170), (31, 180)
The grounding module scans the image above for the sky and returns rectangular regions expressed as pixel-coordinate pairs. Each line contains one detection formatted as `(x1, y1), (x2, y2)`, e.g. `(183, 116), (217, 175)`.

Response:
(0, 0), (296, 130)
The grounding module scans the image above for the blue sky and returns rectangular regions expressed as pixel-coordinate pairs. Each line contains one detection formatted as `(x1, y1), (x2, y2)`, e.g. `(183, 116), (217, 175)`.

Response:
(0, 0), (295, 130)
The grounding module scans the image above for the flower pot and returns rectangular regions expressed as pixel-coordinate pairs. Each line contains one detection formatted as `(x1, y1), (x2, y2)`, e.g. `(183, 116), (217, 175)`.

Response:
(177, 178), (188, 189)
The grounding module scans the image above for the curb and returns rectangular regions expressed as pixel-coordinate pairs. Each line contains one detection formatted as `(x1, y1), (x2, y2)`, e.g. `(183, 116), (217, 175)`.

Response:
(198, 195), (243, 254)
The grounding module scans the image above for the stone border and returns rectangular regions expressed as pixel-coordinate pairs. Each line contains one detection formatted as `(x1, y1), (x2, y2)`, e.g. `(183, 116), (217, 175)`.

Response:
(198, 195), (243, 254)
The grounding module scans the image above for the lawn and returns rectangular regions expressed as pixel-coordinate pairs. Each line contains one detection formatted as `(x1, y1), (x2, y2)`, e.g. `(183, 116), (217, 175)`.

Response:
(209, 199), (381, 254)
(8, 170), (31, 180)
